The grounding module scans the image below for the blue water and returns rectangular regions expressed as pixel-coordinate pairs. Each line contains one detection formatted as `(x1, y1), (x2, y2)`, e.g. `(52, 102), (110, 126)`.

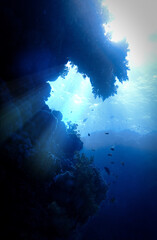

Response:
(78, 134), (157, 240)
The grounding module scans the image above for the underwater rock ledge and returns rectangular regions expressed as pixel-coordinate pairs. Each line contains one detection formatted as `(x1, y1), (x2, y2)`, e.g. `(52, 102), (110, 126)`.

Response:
(0, 104), (107, 239)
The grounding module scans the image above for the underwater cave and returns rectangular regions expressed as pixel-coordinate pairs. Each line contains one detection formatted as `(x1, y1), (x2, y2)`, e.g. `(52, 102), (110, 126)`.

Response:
(1, 0), (157, 240)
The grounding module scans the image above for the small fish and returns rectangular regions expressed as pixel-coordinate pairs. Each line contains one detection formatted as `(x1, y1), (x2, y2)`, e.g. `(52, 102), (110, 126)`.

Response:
(83, 118), (88, 123)
(121, 161), (125, 166)
(88, 133), (90, 136)
(91, 109), (94, 111)
(91, 149), (95, 151)
(110, 161), (114, 164)
(108, 153), (112, 157)
(110, 197), (116, 203)
(105, 132), (109, 135)
(104, 167), (110, 175)
(70, 111), (72, 113)
(110, 147), (114, 151)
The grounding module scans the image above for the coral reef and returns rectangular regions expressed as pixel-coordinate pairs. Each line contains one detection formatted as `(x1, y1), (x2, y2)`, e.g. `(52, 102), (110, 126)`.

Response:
(1, 114), (107, 239)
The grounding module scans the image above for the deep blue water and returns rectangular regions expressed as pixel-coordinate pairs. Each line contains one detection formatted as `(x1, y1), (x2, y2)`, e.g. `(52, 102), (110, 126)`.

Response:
(77, 140), (157, 240)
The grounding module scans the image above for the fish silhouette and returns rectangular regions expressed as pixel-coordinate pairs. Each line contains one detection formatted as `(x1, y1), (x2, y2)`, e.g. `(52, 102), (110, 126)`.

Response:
(83, 118), (88, 123)
(104, 167), (110, 175)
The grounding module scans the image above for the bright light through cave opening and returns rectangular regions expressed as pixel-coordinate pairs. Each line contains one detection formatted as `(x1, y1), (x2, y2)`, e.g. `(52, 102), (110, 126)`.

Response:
(46, 62), (96, 133)
(46, 58), (156, 136)
(46, 60), (149, 137)
(103, 0), (157, 67)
